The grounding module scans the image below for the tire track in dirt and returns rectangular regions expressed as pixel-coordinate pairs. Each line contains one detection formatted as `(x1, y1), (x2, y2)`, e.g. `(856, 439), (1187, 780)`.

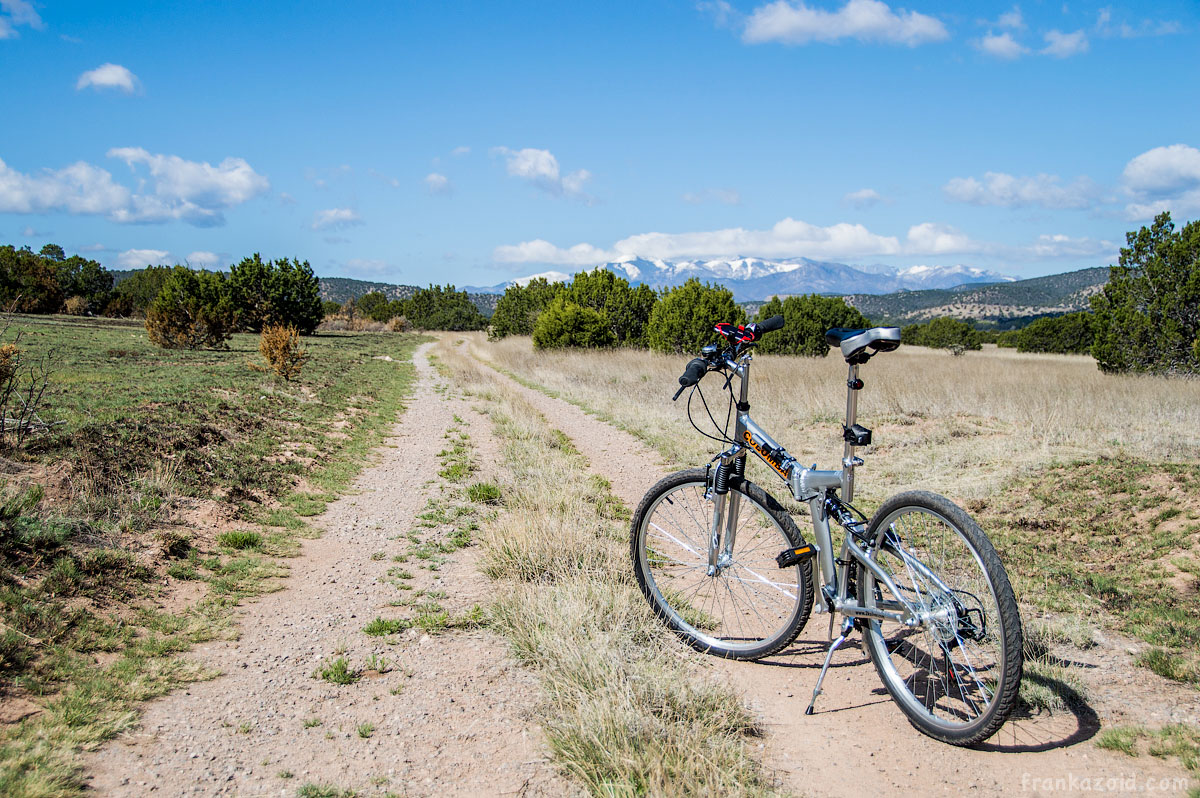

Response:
(86, 343), (570, 797)
(475, 360), (1192, 797)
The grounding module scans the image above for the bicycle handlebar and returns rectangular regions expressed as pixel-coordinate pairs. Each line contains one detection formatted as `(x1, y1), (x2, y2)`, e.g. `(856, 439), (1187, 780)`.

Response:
(670, 315), (786, 401)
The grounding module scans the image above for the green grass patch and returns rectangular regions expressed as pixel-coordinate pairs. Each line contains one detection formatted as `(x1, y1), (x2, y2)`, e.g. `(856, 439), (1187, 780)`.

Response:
(976, 457), (1200, 685)
(466, 481), (502, 505)
(314, 656), (360, 685)
(363, 617), (409, 636)
(0, 316), (425, 796)
(216, 531), (263, 551)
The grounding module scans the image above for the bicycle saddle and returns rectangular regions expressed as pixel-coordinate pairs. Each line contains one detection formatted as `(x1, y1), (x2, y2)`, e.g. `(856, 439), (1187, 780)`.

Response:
(825, 327), (902, 363)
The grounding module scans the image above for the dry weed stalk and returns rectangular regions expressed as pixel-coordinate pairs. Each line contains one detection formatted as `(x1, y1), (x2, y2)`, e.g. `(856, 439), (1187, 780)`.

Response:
(0, 305), (59, 449)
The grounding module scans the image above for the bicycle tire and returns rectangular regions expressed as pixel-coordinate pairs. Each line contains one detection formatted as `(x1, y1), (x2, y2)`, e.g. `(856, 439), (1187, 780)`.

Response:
(857, 491), (1023, 745)
(631, 468), (814, 660)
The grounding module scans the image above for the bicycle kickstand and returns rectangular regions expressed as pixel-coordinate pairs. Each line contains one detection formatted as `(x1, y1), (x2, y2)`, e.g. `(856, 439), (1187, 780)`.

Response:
(805, 617), (855, 716)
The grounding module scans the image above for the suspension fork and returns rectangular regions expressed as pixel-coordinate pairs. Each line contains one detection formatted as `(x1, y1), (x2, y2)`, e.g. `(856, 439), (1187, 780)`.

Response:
(706, 451), (746, 575)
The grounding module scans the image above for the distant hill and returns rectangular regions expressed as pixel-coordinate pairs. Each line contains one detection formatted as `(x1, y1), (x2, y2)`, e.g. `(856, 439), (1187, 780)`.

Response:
(844, 266), (1110, 326)
(319, 277), (497, 317)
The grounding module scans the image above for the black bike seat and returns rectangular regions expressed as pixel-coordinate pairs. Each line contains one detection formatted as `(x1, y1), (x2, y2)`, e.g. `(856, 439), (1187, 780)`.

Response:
(825, 327), (902, 362)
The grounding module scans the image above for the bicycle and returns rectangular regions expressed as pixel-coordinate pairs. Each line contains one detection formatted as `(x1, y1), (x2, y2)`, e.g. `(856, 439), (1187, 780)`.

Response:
(630, 316), (1023, 745)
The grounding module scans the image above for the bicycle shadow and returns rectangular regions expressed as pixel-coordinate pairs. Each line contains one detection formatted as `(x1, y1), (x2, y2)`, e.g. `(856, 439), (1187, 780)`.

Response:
(751, 638), (1101, 753)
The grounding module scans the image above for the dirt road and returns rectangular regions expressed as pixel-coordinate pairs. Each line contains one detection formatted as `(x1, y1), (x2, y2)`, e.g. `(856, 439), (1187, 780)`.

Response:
(87, 343), (571, 797)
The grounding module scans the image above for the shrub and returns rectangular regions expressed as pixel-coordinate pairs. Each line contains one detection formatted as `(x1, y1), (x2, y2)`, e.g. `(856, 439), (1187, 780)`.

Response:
(63, 296), (88, 316)
(902, 317), (981, 351)
(405, 284), (487, 331)
(322, 300), (342, 318)
(217, 531), (263, 550)
(490, 277), (565, 339)
(1016, 312), (1094, 354)
(145, 267), (238, 350)
(753, 294), (867, 357)
(532, 296), (616, 349)
(229, 253), (324, 334)
(646, 278), (744, 354)
(388, 315), (408, 332)
(111, 265), (173, 316)
(257, 323), (309, 381)
(565, 269), (656, 347)
(1091, 212), (1200, 374)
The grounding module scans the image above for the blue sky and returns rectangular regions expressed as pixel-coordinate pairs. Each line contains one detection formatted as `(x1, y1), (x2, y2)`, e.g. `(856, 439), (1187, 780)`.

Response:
(1, 0), (1198, 285)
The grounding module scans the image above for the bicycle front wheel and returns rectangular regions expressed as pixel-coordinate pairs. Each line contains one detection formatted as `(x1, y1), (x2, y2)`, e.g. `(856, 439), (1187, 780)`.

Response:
(858, 491), (1023, 745)
(631, 468), (813, 660)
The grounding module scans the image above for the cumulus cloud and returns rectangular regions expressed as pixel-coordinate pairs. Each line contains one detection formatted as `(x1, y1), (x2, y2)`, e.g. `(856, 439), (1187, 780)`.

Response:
(451, 146), (470, 157)
(1041, 29), (1088, 58)
(843, 187), (885, 208)
(743, 0), (949, 46)
(117, 248), (171, 269)
(0, 145), (270, 226)
(0, 0), (43, 39)
(492, 146), (591, 199)
(943, 171), (1099, 209)
(975, 31), (1027, 59)
(1095, 8), (1180, 39)
(425, 172), (452, 195)
(310, 208), (362, 231)
(496, 218), (915, 264)
(76, 63), (140, 93)
(0, 156), (132, 215)
(995, 6), (1023, 29)
(698, 0), (737, 28)
(1120, 144), (1200, 220)
(186, 250), (220, 267)
(682, 188), (741, 205)
(107, 147), (269, 225)
(904, 223), (979, 255)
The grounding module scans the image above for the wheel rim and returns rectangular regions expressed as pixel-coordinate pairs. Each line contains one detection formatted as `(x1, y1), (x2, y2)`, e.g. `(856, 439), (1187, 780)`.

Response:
(862, 506), (1007, 733)
(637, 481), (802, 653)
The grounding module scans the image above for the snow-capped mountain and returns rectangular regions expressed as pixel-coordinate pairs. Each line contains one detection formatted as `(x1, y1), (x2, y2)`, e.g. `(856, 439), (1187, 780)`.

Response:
(467, 257), (1012, 301)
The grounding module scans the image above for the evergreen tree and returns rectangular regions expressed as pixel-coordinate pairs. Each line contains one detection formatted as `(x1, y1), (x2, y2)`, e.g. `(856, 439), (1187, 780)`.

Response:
(753, 294), (867, 357)
(1015, 312), (1094, 354)
(564, 269), (657, 347)
(404, 285), (487, 331)
(229, 254), (324, 335)
(646, 278), (744, 354)
(145, 267), (238, 349)
(1091, 212), (1200, 374)
(490, 277), (565, 338)
(531, 296), (616, 349)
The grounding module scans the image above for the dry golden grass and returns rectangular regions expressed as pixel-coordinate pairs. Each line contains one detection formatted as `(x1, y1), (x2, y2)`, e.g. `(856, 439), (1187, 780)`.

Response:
(467, 334), (1200, 505)
(434, 339), (783, 797)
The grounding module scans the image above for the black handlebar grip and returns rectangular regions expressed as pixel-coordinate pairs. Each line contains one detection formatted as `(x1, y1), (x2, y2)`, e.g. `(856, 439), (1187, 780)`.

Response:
(759, 314), (784, 333)
(678, 357), (708, 387)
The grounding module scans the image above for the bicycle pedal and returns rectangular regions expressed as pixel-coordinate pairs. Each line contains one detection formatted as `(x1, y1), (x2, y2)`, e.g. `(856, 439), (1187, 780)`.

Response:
(774, 544), (816, 568)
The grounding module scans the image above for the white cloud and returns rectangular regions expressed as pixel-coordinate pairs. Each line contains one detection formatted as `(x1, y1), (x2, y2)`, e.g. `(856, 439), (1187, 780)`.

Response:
(186, 250), (220, 267)
(1041, 29), (1088, 57)
(492, 146), (592, 199)
(1120, 144), (1200, 220)
(976, 31), (1027, 59)
(76, 63), (140, 93)
(1095, 8), (1180, 38)
(78, 243), (107, 253)
(943, 171), (1098, 209)
(0, 0), (43, 39)
(451, 146), (470, 157)
(117, 248), (171, 269)
(0, 156), (132, 215)
(682, 188), (741, 205)
(843, 187), (885, 208)
(0, 150), (267, 227)
(494, 240), (613, 266)
(905, 222), (977, 255)
(1021, 233), (1116, 260)
(107, 147), (269, 225)
(310, 207), (362, 231)
(995, 6), (1024, 29)
(343, 258), (393, 276)
(20, 225), (36, 236)
(743, 0), (949, 46)
(367, 168), (401, 188)
(698, 0), (737, 28)
(425, 172), (452, 195)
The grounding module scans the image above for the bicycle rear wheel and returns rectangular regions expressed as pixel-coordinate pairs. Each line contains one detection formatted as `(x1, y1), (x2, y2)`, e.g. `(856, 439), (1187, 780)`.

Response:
(858, 491), (1023, 745)
(631, 468), (813, 660)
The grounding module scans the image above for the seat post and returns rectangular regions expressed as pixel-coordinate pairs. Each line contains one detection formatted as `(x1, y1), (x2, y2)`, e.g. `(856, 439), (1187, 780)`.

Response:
(841, 363), (860, 502)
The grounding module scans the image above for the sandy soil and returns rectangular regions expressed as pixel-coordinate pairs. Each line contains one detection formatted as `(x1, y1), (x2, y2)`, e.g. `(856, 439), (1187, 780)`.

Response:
(86, 343), (573, 797)
(477, 353), (1198, 797)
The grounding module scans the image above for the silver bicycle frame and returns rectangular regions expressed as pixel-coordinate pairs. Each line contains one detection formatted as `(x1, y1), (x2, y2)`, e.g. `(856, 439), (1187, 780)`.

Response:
(705, 352), (918, 625)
